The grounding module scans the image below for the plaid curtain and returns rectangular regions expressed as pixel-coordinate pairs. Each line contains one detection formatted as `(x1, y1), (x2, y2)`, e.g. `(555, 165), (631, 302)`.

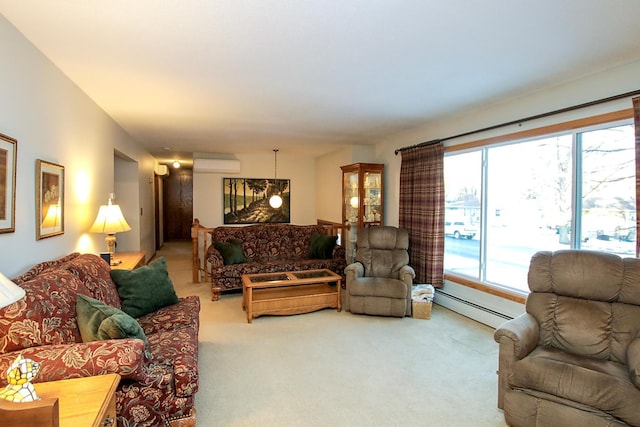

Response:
(399, 142), (445, 287)
(634, 97), (640, 258)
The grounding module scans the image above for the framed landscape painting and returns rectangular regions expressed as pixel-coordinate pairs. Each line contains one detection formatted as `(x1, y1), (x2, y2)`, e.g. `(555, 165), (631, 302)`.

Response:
(36, 159), (64, 240)
(223, 177), (290, 224)
(0, 133), (17, 234)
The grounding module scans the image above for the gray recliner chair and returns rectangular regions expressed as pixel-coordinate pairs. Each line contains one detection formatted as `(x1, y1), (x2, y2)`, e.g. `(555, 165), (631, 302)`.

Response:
(344, 226), (415, 317)
(494, 250), (640, 427)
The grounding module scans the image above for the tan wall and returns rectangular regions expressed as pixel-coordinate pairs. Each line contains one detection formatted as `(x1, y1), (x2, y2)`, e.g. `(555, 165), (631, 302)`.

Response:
(193, 151), (317, 228)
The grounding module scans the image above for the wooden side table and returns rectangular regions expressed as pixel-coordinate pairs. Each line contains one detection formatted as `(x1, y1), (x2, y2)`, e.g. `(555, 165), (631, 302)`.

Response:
(33, 374), (120, 427)
(110, 251), (147, 271)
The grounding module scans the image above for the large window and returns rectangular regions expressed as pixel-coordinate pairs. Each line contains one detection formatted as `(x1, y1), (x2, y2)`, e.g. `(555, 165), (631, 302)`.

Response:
(444, 119), (635, 293)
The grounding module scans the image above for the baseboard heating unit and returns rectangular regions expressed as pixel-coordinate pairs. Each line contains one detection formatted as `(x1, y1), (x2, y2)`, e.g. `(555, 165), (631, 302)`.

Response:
(434, 282), (525, 329)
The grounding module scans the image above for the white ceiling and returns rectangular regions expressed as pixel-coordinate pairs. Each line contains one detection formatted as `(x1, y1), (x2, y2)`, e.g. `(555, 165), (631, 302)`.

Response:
(2, 1), (640, 163)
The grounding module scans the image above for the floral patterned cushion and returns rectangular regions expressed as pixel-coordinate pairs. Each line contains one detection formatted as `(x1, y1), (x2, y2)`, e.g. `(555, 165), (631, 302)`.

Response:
(0, 339), (148, 383)
(136, 296), (200, 336)
(62, 253), (122, 308)
(0, 269), (89, 353)
(12, 252), (80, 285)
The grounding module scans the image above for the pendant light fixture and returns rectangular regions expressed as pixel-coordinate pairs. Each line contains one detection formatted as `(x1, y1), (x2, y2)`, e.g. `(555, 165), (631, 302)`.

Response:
(269, 149), (283, 209)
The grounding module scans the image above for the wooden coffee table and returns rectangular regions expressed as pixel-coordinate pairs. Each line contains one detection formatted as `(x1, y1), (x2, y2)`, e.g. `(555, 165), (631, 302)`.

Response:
(242, 269), (342, 323)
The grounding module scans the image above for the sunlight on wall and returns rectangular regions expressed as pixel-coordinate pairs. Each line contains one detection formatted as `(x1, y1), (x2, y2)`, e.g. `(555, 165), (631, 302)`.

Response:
(75, 170), (91, 202)
(76, 234), (95, 254)
(74, 170), (98, 254)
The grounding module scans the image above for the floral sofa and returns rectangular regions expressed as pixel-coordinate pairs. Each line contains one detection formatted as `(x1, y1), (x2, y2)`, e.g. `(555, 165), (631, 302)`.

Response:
(0, 253), (199, 427)
(206, 223), (347, 300)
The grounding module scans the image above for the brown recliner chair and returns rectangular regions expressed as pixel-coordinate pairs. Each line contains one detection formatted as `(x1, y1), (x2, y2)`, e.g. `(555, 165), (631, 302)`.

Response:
(494, 250), (640, 427)
(344, 226), (415, 317)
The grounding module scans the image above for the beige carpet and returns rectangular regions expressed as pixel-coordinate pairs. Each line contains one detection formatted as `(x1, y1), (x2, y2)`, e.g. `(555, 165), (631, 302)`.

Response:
(157, 241), (508, 427)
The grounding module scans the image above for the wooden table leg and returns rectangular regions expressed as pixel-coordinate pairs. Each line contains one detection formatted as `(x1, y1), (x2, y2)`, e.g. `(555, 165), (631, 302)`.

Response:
(211, 286), (221, 301)
(242, 282), (247, 311)
(247, 288), (253, 323)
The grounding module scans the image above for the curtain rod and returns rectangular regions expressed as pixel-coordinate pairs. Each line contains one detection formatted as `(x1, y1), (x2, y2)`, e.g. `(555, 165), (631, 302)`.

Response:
(394, 88), (640, 155)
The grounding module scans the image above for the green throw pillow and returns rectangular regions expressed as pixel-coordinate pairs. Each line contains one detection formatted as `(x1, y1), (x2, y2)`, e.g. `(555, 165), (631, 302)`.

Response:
(110, 257), (179, 318)
(76, 294), (149, 348)
(214, 238), (247, 265)
(308, 234), (338, 259)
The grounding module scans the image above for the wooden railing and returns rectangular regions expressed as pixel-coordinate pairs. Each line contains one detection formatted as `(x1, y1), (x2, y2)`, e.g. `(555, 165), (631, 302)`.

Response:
(191, 218), (213, 283)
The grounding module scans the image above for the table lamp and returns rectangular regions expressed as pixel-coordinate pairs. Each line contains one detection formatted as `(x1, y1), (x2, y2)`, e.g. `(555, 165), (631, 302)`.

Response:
(89, 197), (131, 254)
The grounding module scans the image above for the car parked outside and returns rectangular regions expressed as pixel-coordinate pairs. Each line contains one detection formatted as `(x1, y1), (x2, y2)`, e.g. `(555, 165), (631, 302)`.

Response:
(444, 220), (478, 239)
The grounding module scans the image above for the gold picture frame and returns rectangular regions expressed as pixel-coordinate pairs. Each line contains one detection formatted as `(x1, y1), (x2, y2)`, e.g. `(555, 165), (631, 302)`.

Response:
(36, 160), (64, 240)
(0, 133), (17, 234)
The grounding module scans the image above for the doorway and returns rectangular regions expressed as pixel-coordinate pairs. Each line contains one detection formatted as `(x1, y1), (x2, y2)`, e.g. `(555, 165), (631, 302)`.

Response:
(162, 167), (193, 241)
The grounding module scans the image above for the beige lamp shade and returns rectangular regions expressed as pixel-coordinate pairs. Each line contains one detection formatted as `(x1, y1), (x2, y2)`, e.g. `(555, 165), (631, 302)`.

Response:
(89, 199), (131, 254)
(0, 272), (25, 309)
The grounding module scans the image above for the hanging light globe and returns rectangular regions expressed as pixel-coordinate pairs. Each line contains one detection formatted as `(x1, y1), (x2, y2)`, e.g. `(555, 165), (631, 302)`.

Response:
(269, 194), (283, 208)
(269, 149), (283, 209)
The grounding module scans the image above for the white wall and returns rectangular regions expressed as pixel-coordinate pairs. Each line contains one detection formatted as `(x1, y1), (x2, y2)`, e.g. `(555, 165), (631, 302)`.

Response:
(315, 147), (354, 223)
(193, 151), (317, 227)
(374, 59), (640, 227)
(0, 16), (156, 277)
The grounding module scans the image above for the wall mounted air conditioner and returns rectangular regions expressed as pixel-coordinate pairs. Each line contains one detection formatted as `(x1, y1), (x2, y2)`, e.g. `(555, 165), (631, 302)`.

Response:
(193, 158), (241, 174)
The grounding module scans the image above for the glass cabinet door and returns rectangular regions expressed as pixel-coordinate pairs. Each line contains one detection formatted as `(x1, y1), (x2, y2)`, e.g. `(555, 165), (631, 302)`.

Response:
(344, 170), (359, 225)
(341, 163), (384, 263)
(362, 171), (382, 225)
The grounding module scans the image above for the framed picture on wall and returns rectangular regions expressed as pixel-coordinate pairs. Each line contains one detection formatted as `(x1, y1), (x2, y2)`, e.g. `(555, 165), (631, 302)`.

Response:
(36, 159), (64, 240)
(223, 177), (290, 224)
(0, 133), (17, 234)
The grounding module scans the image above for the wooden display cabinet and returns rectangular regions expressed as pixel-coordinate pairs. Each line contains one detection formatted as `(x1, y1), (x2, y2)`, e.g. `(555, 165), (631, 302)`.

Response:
(341, 163), (384, 263)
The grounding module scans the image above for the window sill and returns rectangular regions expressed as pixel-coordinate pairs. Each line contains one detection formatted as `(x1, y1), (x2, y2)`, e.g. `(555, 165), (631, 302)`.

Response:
(443, 273), (527, 304)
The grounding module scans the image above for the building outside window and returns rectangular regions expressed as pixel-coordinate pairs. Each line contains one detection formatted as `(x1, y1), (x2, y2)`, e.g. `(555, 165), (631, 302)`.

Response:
(444, 120), (635, 294)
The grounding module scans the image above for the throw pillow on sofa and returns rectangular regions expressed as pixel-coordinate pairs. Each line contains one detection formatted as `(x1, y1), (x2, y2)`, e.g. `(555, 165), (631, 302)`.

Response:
(110, 257), (179, 318)
(214, 238), (247, 265)
(308, 234), (337, 259)
(76, 294), (149, 347)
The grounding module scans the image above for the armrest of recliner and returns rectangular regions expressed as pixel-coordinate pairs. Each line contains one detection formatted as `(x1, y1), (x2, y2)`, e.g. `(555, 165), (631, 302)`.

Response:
(494, 313), (539, 359)
(399, 265), (416, 285)
(628, 338), (640, 389)
(343, 262), (364, 312)
(493, 313), (539, 409)
(345, 262), (364, 279)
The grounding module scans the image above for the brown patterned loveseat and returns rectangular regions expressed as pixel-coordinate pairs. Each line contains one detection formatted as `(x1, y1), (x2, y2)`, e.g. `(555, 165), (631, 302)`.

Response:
(0, 253), (199, 427)
(206, 224), (347, 300)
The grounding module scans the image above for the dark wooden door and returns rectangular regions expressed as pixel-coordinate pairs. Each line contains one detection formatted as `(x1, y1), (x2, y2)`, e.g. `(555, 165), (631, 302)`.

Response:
(163, 168), (193, 240)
